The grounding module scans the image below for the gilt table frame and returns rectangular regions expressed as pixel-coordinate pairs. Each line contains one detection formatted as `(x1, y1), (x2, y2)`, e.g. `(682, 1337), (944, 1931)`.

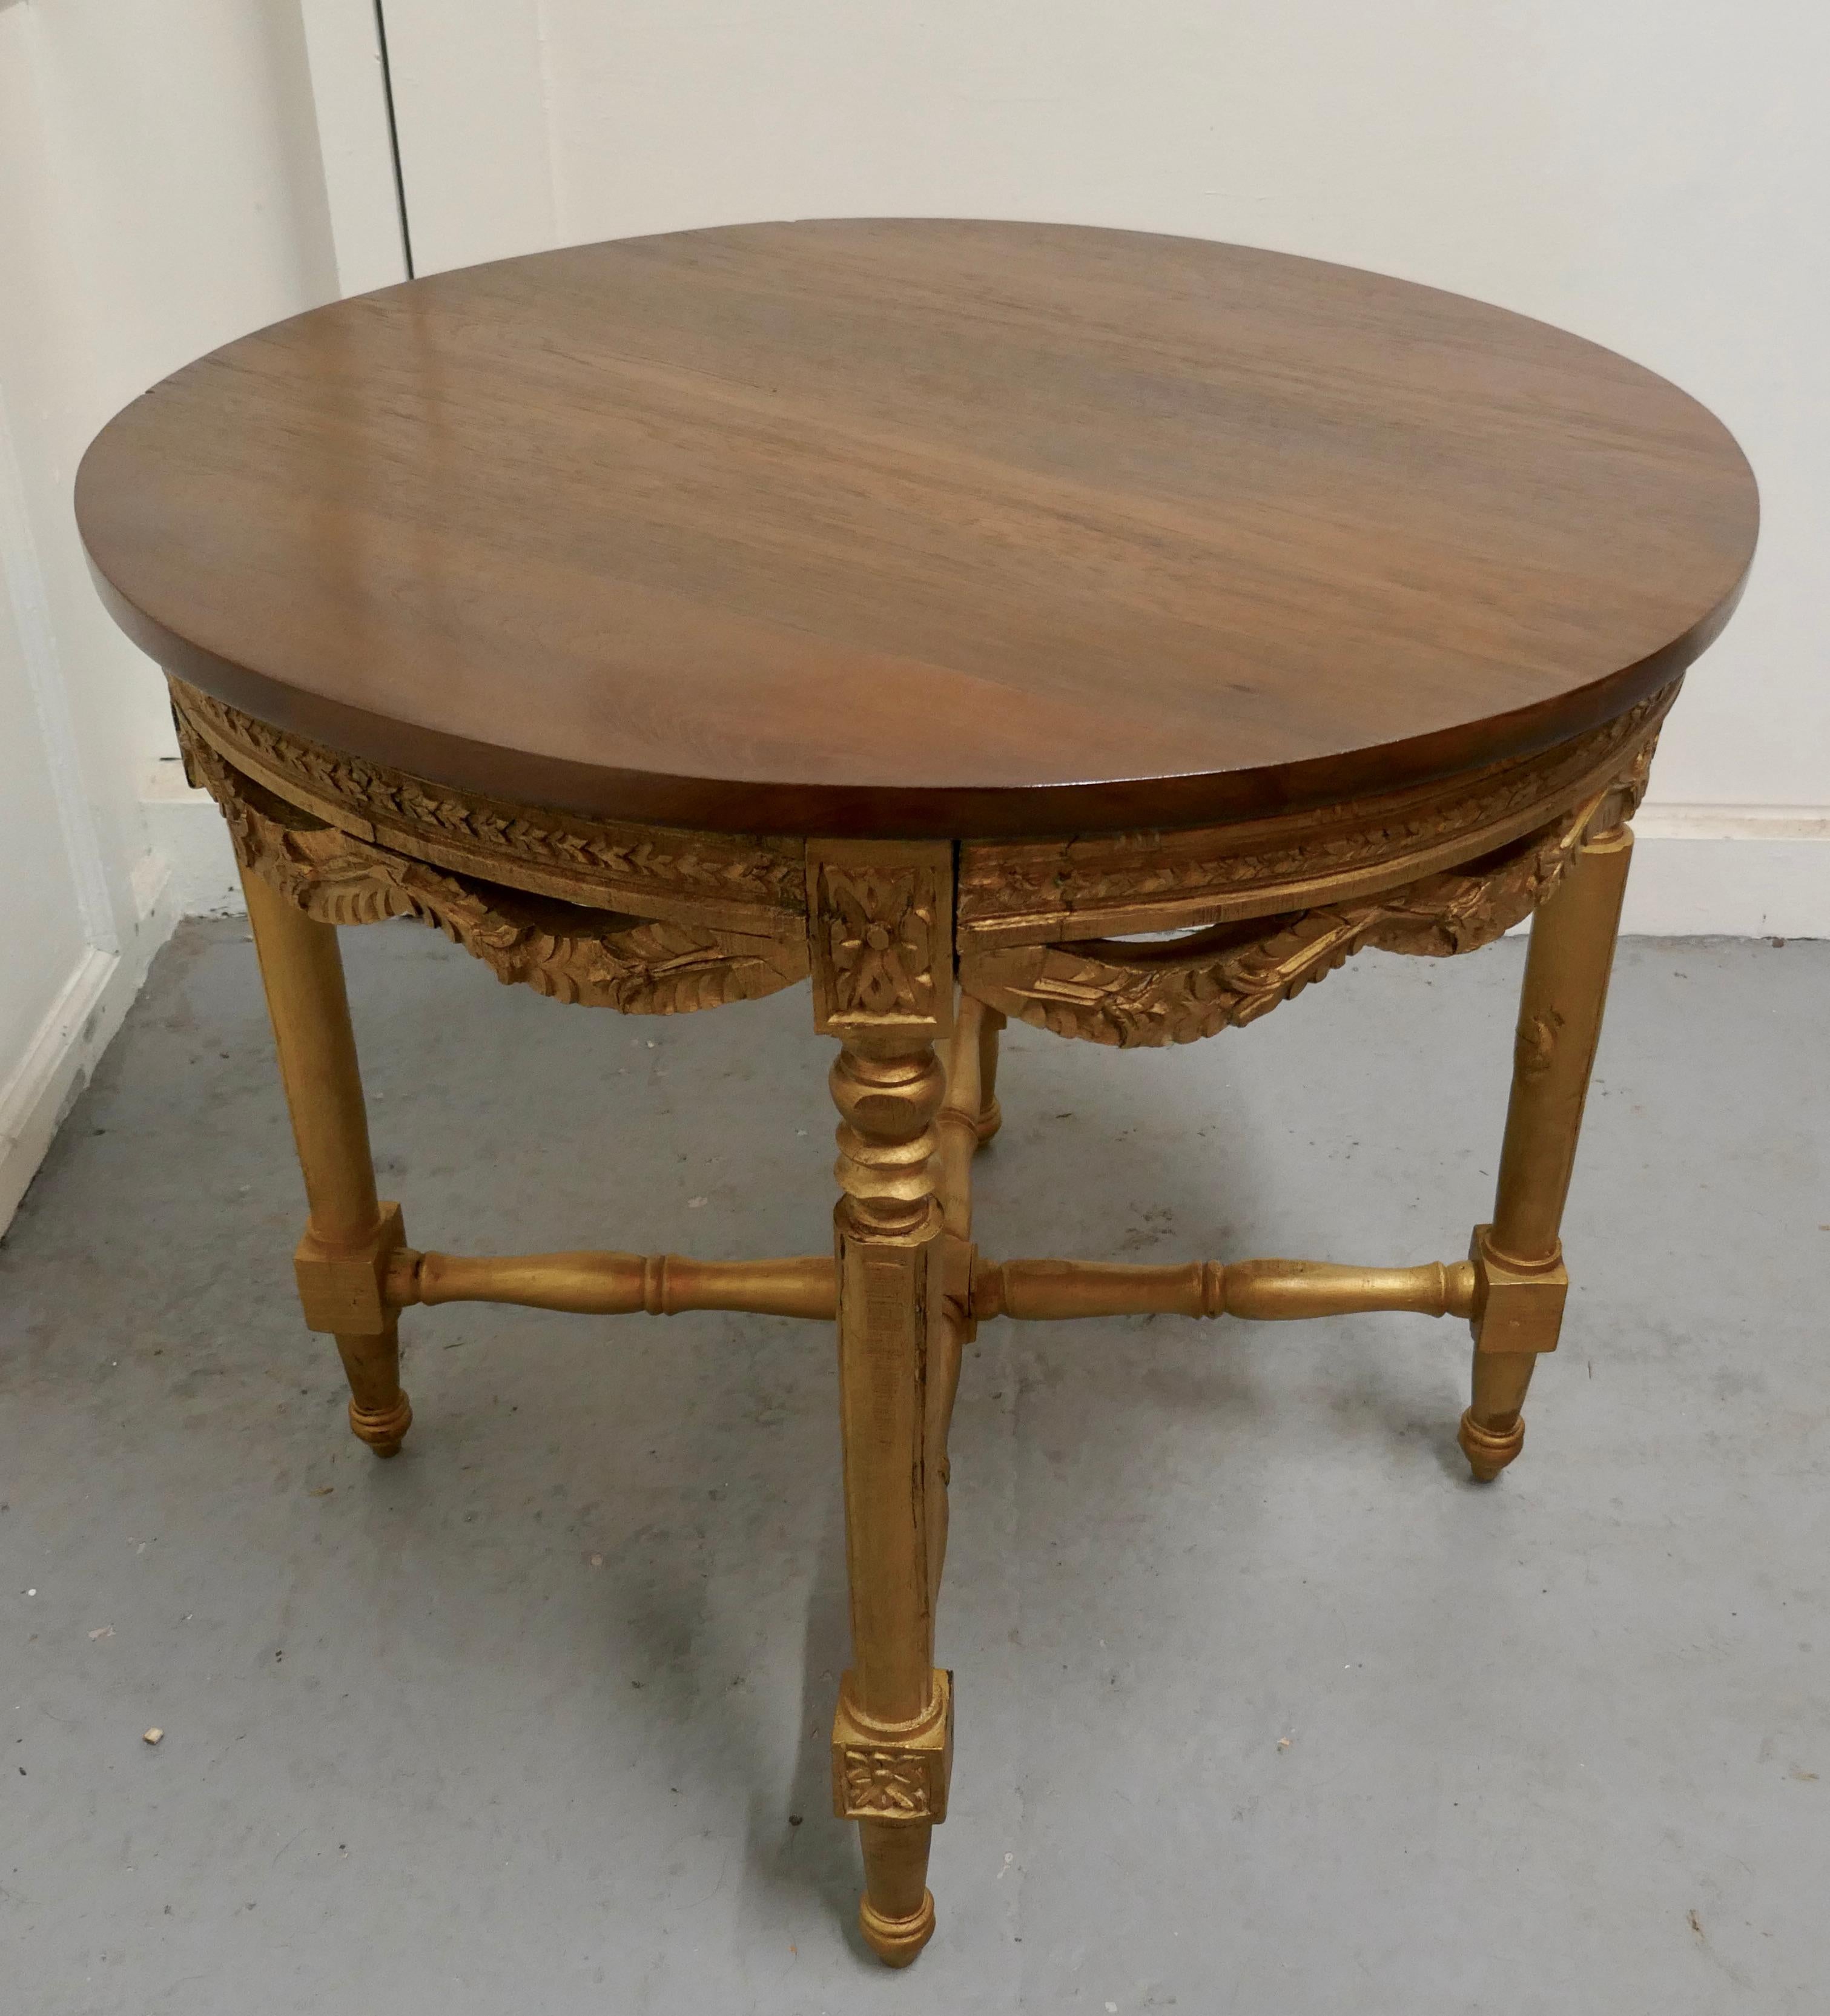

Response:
(174, 667), (1663, 1966)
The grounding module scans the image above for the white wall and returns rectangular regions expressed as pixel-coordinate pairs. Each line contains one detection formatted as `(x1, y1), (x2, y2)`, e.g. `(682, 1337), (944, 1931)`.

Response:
(0, 0), (388, 1227)
(381, 0), (1830, 930)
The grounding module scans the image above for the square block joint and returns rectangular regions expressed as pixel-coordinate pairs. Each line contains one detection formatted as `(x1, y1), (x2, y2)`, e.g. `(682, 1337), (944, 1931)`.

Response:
(1470, 1223), (1568, 1355)
(831, 1668), (954, 1825)
(294, 1201), (406, 1335)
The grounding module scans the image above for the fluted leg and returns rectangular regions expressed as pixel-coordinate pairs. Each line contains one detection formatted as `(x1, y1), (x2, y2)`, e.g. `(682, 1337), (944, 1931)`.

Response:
(805, 839), (956, 1966)
(828, 1034), (951, 1965)
(1460, 795), (1634, 1480)
(241, 868), (411, 1455)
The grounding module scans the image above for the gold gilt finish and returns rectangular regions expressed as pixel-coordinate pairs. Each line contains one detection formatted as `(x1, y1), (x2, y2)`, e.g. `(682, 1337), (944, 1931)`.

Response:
(183, 676), (1659, 1965)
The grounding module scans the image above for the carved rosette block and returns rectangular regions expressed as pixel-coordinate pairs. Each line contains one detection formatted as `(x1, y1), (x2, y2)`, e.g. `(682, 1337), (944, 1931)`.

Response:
(832, 1669), (954, 1824)
(807, 840), (954, 1045)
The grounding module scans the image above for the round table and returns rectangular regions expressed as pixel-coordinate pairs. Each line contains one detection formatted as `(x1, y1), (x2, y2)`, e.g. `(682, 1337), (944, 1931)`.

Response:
(77, 220), (1757, 1966)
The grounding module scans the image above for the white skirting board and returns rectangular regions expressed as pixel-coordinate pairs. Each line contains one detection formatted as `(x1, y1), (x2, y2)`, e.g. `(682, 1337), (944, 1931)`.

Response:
(137, 770), (1830, 938)
(0, 858), (181, 1232)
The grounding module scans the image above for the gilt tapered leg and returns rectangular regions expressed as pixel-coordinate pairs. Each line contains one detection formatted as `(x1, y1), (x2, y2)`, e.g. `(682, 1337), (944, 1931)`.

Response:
(240, 868), (412, 1455)
(1460, 799), (1634, 1479)
(974, 1002), (1005, 1144)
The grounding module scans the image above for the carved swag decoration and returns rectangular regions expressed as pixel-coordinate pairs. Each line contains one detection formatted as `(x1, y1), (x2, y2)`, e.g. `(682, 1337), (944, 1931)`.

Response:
(182, 679), (1658, 1046)
(188, 733), (805, 1016)
(959, 781), (1637, 1049)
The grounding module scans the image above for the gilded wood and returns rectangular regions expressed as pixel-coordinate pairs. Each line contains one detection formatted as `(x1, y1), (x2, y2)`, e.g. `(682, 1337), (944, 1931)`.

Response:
(807, 840), (954, 1041)
(355, 1238), (1500, 1335)
(1466, 1226), (1569, 1356)
(957, 686), (1671, 945)
(971, 1256), (1476, 1324)
(833, 1670), (954, 1823)
(173, 678), (805, 937)
(1458, 798), (1635, 1480)
(815, 847), (955, 1968)
(296, 1199), (406, 1335)
(936, 994), (991, 1246)
(973, 1004), (1005, 1144)
(961, 782), (1616, 1048)
(197, 661), (1662, 1955)
(392, 1249), (835, 1320)
(190, 730), (805, 1016)
(240, 868), (411, 1457)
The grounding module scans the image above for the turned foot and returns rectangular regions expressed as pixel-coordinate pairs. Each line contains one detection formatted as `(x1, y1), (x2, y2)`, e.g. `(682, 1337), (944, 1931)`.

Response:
(349, 1389), (413, 1457)
(860, 1887), (936, 1967)
(1458, 1404), (1524, 1481)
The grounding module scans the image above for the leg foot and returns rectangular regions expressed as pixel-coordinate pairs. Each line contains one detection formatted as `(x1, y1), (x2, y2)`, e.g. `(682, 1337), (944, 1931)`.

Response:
(857, 1816), (937, 1963)
(1459, 1346), (1535, 1481)
(859, 1880), (936, 1967)
(348, 1387), (413, 1457)
(1458, 1406), (1525, 1482)
(334, 1325), (411, 1455)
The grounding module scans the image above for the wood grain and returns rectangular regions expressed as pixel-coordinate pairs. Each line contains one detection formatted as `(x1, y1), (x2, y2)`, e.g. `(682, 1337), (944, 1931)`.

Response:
(77, 220), (1756, 838)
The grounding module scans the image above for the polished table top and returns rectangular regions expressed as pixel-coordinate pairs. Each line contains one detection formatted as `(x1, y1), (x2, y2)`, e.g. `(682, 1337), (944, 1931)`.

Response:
(76, 219), (1757, 839)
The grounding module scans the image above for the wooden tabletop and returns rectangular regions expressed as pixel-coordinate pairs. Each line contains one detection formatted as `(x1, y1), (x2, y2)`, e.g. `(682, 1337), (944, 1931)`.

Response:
(77, 220), (1757, 839)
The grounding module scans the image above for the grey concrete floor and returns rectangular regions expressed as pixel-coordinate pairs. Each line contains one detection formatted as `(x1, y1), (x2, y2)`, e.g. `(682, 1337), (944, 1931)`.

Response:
(2, 919), (1826, 2014)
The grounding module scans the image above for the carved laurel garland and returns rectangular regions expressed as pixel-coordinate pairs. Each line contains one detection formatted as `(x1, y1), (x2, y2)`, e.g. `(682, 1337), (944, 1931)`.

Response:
(193, 736), (806, 1015)
(959, 788), (1610, 1048)
(957, 682), (1676, 942)
(169, 678), (804, 925)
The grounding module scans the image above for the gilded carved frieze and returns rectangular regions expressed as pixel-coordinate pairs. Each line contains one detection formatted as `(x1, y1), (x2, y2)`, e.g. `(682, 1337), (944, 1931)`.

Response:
(959, 790), (1608, 1048)
(178, 673), (1660, 1047)
(189, 733), (805, 1015)
(956, 684), (1674, 945)
(170, 678), (804, 935)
